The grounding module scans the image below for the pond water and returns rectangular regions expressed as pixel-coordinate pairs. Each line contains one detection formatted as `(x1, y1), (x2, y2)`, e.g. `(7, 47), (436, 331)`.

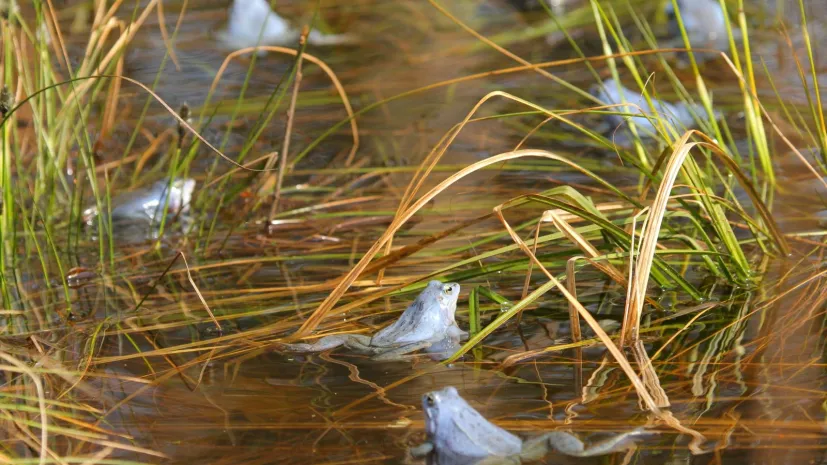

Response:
(3, 0), (827, 464)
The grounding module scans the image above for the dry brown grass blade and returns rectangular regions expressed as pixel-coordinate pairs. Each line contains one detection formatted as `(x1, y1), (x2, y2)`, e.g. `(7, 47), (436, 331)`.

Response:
(44, 0), (70, 70)
(35, 354), (114, 404)
(137, 331), (197, 391)
(500, 338), (601, 367)
(91, 0), (106, 28)
(66, 0), (159, 105)
(99, 48), (124, 140)
(97, 0), (129, 29)
(517, 220), (544, 326)
(78, 447), (113, 465)
(374, 128), (457, 285)
(269, 32), (306, 221)
(207, 45), (359, 166)
(131, 129), (174, 174)
(631, 340), (670, 409)
(206, 153), (275, 188)
(621, 207), (646, 344)
(180, 252), (221, 333)
(514, 198), (626, 306)
(0, 351), (48, 465)
(565, 256), (583, 343)
(277, 195), (383, 217)
(545, 210), (627, 285)
(73, 438), (166, 459)
(155, 0), (181, 71)
(80, 9), (119, 73)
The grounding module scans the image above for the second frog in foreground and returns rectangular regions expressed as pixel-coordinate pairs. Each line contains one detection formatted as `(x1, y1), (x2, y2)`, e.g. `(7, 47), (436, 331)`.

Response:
(411, 387), (649, 465)
(279, 280), (468, 361)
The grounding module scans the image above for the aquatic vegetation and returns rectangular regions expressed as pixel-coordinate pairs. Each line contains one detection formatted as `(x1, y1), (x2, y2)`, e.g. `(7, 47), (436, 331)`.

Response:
(0, 0), (824, 464)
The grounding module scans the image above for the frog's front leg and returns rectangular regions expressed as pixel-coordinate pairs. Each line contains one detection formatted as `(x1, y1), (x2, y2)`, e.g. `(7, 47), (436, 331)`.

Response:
(371, 341), (433, 361)
(408, 441), (433, 459)
(448, 324), (469, 342)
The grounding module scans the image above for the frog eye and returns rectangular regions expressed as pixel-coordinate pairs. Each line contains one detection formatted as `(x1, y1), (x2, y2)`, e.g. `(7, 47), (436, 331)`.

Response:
(424, 393), (436, 407)
(442, 285), (453, 294)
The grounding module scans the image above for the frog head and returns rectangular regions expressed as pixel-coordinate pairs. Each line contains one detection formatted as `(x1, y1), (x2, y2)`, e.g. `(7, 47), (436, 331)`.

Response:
(422, 386), (460, 441)
(426, 281), (460, 331)
(421, 386), (522, 461)
(435, 281), (460, 316)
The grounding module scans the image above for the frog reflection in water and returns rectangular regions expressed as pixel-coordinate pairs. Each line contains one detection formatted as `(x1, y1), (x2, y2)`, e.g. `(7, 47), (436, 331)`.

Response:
(280, 281), (468, 361)
(411, 387), (648, 465)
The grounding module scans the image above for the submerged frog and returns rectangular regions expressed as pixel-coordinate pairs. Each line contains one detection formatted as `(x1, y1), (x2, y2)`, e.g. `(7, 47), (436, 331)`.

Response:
(411, 387), (648, 465)
(279, 281), (468, 361)
(82, 177), (196, 225)
(590, 78), (718, 144)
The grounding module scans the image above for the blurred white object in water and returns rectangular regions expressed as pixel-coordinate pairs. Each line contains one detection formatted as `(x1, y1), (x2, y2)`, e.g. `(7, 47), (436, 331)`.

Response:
(0, 0), (19, 16)
(591, 78), (718, 141)
(217, 0), (357, 51)
(37, 22), (51, 46)
(83, 177), (196, 225)
(664, 0), (737, 51)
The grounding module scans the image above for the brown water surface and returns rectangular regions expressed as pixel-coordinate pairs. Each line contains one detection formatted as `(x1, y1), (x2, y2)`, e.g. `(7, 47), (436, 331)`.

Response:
(5, 0), (827, 464)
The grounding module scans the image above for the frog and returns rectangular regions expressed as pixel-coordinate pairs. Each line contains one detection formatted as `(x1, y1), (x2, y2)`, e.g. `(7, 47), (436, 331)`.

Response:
(590, 78), (720, 145)
(279, 280), (468, 361)
(411, 387), (649, 465)
(664, 0), (736, 52)
(82, 177), (196, 225)
(216, 0), (357, 53)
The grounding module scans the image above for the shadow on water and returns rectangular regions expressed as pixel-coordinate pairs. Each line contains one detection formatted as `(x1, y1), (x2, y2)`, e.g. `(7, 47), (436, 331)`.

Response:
(2, 0), (827, 464)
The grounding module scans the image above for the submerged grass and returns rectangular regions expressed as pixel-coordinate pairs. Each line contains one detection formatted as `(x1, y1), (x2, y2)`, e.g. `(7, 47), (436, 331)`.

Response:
(0, 0), (826, 463)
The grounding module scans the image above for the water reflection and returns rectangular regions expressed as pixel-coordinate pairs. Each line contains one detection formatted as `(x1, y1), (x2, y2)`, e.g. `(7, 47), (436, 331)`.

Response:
(8, 0), (827, 464)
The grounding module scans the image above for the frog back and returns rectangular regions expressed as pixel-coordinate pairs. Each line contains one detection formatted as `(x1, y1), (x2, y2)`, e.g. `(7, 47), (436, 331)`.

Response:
(109, 178), (194, 221)
(370, 285), (448, 347)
